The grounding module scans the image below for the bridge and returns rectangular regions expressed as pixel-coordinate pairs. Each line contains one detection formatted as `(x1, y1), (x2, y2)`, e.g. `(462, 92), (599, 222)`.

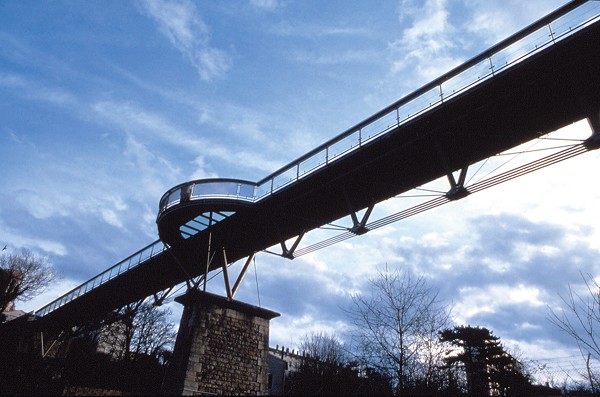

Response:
(11, 0), (600, 332)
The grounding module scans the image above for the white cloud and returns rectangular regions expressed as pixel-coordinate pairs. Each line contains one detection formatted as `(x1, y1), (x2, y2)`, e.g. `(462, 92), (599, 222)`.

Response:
(92, 100), (190, 142)
(270, 315), (352, 350)
(250, 0), (280, 11)
(138, 0), (231, 80)
(19, 192), (70, 220)
(0, 72), (77, 107)
(462, 0), (567, 44)
(190, 155), (217, 180)
(291, 48), (380, 66)
(20, 238), (67, 257)
(269, 20), (371, 40)
(390, 0), (461, 82)
(455, 284), (545, 324)
(0, 220), (68, 257)
(100, 208), (124, 229)
(91, 99), (284, 176)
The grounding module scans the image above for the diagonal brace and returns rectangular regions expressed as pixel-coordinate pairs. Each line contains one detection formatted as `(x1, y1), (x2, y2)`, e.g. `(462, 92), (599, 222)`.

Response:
(349, 204), (374, 235)
(445, 166), (470, 201)
(231, 253), (256, 298)
(222, 248), (233, 299)
(343, 188), (373, 235)
(220, 251), (257, 300)
(280, 231), (305, 259)
(152, 285), (175, 306)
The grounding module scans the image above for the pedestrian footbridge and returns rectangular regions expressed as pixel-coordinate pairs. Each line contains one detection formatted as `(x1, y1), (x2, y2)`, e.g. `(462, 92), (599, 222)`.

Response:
(15, 0), (600, 330)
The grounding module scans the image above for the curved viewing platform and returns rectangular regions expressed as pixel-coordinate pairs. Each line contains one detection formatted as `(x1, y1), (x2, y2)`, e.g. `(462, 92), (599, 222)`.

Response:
(158, 179), (258, 214)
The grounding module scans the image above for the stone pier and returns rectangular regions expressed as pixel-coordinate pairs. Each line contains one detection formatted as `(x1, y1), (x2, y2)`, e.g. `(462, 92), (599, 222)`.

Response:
(164, 290), (279, 395)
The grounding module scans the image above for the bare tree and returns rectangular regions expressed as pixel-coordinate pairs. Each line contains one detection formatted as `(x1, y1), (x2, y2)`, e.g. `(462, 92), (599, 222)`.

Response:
(96, 299), (177, 362)
(346, 265), (452, 394)
(548, 272), (600, 393)
(129, 301), (177, 359)
(0, 248), (55, 315)
(299, 331), (346, 364)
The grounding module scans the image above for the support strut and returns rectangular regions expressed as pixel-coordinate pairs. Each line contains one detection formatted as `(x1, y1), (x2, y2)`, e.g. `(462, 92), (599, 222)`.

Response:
(153, 285), (175, 306)
(434, 139), (470, 201)
(231, 253), (256, 298)
(280, 231), (305, 259)
(222, 248), (233, 299)
(445, 167), (470, 201)
(343, 188), (373, 235)
(584, 112), (600, 150)
(167, 247), (200, 290)
(349, 204), (374, 235)
(219, 250), (257, 300)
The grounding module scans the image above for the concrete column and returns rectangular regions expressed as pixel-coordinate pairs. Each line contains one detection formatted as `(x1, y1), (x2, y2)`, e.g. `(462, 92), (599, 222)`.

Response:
(164, 290), (279, 396)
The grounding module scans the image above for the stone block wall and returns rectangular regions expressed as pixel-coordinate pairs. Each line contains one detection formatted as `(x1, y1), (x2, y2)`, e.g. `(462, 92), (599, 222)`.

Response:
(166, 290), (279, 395)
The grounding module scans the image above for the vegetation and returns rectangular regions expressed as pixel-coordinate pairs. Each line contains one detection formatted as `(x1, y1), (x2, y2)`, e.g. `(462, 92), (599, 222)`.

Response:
(93, 300), (177, 362)
(0, 297), (177, 395)
(548, 272), (600, 393)
(346, 266), (452, 395)
(299, 331), (347, 364)
(285, 331), (393, 396)
(0, 248), (55, 319)
(440, 325), (532, 396)
(3, 252), (600, 395)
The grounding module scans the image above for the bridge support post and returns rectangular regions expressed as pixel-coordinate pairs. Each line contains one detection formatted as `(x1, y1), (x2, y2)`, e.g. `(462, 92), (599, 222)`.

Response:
(588, 110), (600, 135)
(163, 290), (279, 396)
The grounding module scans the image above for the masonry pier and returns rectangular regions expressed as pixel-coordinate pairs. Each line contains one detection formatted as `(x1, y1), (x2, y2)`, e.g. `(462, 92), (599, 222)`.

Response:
(164, 290), (279, 395)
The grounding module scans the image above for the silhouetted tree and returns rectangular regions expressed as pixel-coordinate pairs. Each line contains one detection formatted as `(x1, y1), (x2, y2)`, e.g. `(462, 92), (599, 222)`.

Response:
(285, 356), (393, 396)
(0, 248), (55, 319)
(284, 331), (392, 396)
(548, 272), (600, 394)
(440, 325), (531, 396)
(300, 331), (346, 364)
(346, 266), (452, 395)
(96, 299), (177, 361)
(59, 300), (176, 394)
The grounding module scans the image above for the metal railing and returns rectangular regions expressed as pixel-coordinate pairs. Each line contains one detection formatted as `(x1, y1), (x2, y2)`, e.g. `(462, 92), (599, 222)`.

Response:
(158, 0), (600, 212)
(34, 240), (167, 317)
(159, 179), (257, 214)
(253, 0), (600, 199)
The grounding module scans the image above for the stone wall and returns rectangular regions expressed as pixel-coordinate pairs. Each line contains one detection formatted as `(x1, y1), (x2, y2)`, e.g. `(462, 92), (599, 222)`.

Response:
(166, 290), (279, 395)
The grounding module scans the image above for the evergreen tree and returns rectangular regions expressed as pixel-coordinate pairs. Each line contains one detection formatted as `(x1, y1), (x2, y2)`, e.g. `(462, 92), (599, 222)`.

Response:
(440, 326), (531, 396)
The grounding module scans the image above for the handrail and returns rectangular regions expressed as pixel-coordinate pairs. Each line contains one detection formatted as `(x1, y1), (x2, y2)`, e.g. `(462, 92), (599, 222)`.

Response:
(257, 0), (592, 183)
(254, 0), (599, 195)
(34, 240), (167, 317)
(158, 0), (600, 210)
(158, 178), (257, 214)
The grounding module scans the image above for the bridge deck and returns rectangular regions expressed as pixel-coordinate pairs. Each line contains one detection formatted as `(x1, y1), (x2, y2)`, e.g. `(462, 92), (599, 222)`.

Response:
(157, 6), (600, 272)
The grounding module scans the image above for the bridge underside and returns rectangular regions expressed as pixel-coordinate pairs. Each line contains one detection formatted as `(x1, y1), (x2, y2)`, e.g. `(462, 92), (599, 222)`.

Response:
(158, 18), (600, 271)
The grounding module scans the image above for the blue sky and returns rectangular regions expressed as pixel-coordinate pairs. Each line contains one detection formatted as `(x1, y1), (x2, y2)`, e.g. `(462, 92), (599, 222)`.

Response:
(2, 0), (600, 382)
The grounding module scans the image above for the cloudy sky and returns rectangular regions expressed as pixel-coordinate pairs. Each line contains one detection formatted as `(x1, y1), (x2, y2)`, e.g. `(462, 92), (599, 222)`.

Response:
(2, 0), (599, 382)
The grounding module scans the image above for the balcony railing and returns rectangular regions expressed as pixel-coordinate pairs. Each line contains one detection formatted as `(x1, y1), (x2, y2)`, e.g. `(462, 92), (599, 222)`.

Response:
(158, 179), (258, 214)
